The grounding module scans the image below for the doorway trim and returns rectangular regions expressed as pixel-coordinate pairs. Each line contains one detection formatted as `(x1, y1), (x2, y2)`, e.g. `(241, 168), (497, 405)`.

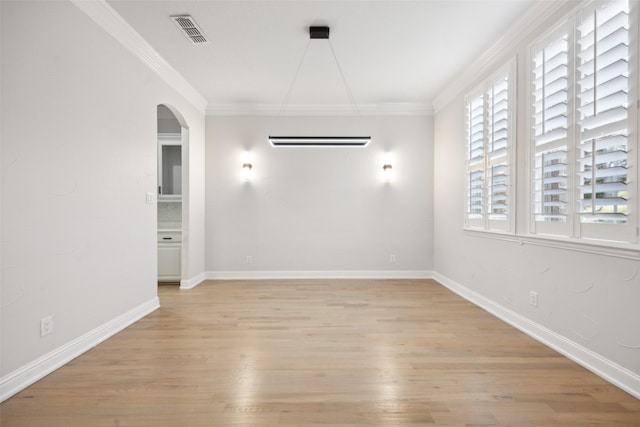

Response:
(157, 103), (189, 285)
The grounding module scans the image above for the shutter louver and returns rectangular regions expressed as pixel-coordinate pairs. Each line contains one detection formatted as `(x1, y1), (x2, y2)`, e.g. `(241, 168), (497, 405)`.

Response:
(469, 170), (484, 219)
(466, 95), (484, 221)
(577, 0), (630, 224)
(488, 76), (510, 220)
(532, 34), (569, 222)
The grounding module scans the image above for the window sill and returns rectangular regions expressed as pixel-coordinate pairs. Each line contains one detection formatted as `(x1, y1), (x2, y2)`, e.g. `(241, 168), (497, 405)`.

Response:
(463, 228), (640, 260)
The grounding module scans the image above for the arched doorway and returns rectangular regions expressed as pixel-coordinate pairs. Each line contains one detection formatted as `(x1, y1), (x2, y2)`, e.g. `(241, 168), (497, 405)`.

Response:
(157, 104), (189, 285)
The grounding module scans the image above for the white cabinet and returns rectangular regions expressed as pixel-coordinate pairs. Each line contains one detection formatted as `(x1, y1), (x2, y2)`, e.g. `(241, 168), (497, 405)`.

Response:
(158, 133), (182, 200)
(158, 231), (181, 282)
(158, 245), (181, 282)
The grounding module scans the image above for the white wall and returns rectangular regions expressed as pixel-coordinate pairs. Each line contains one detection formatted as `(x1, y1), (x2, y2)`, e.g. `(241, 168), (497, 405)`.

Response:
(205, 115), (433, 275)
(433, 4), (640, 395)
(0, 0), (205, 395)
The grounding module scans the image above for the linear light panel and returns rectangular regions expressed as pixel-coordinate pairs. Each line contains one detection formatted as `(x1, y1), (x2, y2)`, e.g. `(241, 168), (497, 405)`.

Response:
(268, 136), (371, 147)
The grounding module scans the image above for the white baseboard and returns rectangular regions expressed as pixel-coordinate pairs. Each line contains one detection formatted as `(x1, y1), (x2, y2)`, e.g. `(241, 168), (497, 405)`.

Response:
(432, 272), (640, 399)
(204, 270), (434, 281)
(180, 272), (207, 290)
(0, 297), (160, 403)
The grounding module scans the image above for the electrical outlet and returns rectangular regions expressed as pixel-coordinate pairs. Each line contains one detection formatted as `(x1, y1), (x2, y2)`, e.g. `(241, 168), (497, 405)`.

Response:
(146, 192), (155, 204)
(41, 316), (54, 337)
(245, 255), (253, 264)
(389, 254), (396, 263)
(529, 291), (538, 307)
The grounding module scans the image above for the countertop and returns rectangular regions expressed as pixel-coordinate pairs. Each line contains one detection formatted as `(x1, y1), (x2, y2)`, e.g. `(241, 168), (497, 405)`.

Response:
(158, 222), (182, 232)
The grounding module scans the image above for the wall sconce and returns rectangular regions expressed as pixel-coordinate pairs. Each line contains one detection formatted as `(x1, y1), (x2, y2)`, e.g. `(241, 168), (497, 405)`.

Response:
(241, 151), (254, 182)
(242, 162), (253, 181)
(383, 163), (393, 182)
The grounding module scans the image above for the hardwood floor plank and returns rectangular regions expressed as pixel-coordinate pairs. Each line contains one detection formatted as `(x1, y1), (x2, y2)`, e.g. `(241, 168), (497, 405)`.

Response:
(1, 279), (638, 426)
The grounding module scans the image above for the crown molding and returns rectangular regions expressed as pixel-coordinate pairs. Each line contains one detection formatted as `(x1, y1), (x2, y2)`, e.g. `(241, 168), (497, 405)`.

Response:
(432, 0), (579, 113)
(71, 0), (208, 113)
(205, 102), (434, 117)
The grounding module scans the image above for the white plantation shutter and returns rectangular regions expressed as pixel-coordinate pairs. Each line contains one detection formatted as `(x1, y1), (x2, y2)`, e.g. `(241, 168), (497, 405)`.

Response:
(532, 32), (570, 225)
(576, 0), (630, 225)
(529, 0), (637, 244)
(467, 94), (484, 223)
(465, 63), (515, 232)
(487, 76), (510, 221)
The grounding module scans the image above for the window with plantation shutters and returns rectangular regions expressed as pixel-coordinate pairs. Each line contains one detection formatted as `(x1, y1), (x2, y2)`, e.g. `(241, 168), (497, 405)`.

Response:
(532, 31), (569, 226)
(465, 62), (515, 232)
(576, 0), (629, 226)
(529, 0), (638, 244)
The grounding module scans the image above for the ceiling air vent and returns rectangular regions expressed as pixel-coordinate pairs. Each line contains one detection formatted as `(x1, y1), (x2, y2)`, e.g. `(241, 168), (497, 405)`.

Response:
(170, 15), (210, 45)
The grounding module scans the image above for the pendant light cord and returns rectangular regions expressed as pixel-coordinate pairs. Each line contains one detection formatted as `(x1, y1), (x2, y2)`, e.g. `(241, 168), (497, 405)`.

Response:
(280, 39), (312, 114)
(279, 36), (361, 115)
(328, 39), (360, 115)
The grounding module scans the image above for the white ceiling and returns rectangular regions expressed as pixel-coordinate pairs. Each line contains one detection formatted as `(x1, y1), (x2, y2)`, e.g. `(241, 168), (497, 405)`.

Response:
(108, 0), (537, 109)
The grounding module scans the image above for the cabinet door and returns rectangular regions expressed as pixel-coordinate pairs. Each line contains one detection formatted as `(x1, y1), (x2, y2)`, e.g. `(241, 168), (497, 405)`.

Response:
(157, 134), (182, 198)
(158, 244), (181, 280)
(160, 145), (182, 195)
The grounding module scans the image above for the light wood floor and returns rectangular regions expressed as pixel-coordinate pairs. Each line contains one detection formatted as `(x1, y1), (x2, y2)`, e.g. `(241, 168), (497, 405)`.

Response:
(2, 279), (639, 426)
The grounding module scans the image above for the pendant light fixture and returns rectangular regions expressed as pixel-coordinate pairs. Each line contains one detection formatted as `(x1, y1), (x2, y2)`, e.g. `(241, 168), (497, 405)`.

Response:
(269, 26), (371, 148)
(268, 136), (370, 147)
